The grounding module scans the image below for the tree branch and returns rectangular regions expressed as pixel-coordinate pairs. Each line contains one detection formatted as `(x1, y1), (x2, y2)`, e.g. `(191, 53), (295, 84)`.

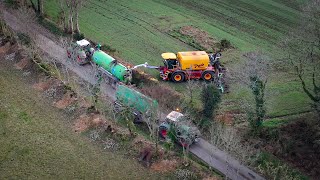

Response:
(295, 65), (317, 102)
(29, 0), (37, 12)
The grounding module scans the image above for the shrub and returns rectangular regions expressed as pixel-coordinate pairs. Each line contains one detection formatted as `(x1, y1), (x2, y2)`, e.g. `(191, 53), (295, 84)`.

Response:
(73, 32), (85, 41)
(199, 84), (221, 128)
(215, 39), (232, 51)
(101, 44), (117, 54)
(17, 33), (31, 45)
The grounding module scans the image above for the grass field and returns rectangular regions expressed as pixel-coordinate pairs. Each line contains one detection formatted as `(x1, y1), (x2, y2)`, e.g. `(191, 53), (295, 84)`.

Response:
(0, 59), (164, 179)
(42, 0), (311, 119)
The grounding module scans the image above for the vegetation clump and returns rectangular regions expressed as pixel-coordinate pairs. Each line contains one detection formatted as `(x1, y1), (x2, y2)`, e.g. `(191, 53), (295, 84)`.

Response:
(199, 84), (221, 129)
(216, 39), (232, 51)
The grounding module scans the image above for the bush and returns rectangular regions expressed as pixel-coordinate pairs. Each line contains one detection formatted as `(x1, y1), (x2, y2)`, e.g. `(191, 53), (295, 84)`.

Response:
(73, 32), (85, 41)
(215, 39), (232, 51)
(101, 44), (117, 54)
(17, 33), (31, 45)
(199, 84), (221, 128)
(0, 20), (15, 43)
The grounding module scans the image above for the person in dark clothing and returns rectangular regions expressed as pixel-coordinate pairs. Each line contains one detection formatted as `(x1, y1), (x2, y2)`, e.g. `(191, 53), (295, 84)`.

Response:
(209, 52), (222, 73)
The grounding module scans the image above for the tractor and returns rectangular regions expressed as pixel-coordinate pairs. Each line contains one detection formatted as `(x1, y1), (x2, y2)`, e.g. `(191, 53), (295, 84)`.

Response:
(67, 39), (94, 65)
(159, 111), (200, 147)
(67, 39), (132, 84)
(133, 51), (223, 82)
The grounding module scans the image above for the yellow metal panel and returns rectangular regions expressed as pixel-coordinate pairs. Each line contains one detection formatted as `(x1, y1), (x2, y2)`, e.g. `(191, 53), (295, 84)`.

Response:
(177, 51), (209, 70)
(161, 53), (177, 60)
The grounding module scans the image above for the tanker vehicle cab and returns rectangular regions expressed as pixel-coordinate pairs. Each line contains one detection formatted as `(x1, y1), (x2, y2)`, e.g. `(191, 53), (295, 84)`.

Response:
(161, 53), (179, 70)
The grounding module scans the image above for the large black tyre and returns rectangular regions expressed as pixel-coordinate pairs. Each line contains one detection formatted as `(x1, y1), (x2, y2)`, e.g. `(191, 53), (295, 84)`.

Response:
(171, 71), (185, 83)
(67, 50), (72, 58)
(201, 71), (215, 81)
(113, 101), (122, 113)
(177, 137), (188, 147)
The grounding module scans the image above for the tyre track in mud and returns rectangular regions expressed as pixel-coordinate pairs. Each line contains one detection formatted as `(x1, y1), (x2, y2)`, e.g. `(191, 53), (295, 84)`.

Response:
(1, 8), (264, 180)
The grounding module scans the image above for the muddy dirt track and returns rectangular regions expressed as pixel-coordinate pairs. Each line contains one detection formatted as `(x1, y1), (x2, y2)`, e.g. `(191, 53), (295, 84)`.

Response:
(1, 6), (264, 180)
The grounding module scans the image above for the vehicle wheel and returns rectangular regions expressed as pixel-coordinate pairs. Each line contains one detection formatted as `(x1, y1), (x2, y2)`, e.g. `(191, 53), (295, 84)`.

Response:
(177, 137), (188, 147)
(201, 71), (214, 81)
(133, 111), (143, 123)
(159, 125), (168, 138)
(215, 52), (222, 59)
(113, 101), (122, 113)
(171, 72), (185, 82)
(67, 50), (71, 58)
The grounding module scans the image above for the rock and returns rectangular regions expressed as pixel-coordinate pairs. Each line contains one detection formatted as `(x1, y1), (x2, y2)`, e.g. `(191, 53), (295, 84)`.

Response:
(4, 52), (15, 61)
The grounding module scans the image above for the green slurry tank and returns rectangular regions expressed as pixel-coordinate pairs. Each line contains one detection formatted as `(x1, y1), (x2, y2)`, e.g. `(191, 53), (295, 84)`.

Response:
(92, 50), (132, 83)
(116, 85), (158, 115)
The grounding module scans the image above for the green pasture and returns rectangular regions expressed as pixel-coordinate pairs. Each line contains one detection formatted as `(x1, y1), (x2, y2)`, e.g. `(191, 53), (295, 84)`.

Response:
(0, 60), (164, 179)
(42, 0), (311, 118)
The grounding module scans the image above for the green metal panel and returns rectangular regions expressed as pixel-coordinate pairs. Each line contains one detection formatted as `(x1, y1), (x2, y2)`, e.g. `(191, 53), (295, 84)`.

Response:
(92, 50), (115, 71)
(111, 63), (128, 82)
(116, 85), (158, 113)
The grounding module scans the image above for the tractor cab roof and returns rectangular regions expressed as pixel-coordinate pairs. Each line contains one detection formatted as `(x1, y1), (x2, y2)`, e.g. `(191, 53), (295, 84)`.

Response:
(161, 53), (177, 60)
(76, 39), (90, 47)
(166, 111), (184, 122)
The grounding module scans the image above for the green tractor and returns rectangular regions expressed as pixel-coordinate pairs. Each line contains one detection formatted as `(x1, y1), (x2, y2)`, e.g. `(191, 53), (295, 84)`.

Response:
(159, 111), (200, 147)
(67, 39), (132, 85)
(67, 39), (93, 65)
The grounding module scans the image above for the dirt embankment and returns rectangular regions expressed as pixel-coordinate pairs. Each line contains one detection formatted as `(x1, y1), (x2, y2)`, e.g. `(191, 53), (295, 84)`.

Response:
(0, 38), (172, 179)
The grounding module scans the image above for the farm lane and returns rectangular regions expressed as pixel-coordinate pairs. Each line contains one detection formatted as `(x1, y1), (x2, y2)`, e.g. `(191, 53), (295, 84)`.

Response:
(190, 139), (264, 180)
(1, 7), (264, 180)
(1, 9), (116, 101)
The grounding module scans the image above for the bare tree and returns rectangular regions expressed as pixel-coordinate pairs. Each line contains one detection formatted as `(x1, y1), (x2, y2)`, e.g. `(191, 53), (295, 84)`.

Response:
(185, 71), (200, 106)
(58, 0), (69, 32)
(57, 0), (84, 34)
(142, 103), (161, 154)
(231, 52), (270, 132)
(73, 0), (83, 34)
(281, 0), (320, 120)
(210, 122), (257, 166)
(29, 0), (44, 16)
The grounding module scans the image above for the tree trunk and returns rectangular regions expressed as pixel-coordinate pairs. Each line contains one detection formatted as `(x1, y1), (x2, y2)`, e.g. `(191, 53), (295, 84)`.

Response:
(36, 0), (44, 16)
(68, 8), (74, 34)
(58, 0), (68, 33)
(75, 9), (80, 34)
(39, 0), (44, 16)
(29, 0), (37, 12)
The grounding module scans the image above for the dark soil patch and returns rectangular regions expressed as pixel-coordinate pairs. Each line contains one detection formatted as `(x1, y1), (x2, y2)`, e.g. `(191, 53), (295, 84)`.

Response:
(54, 92), (77, 109)
(73, 113), (107, 132)
(0, 41), (11, 54)
(179, 26), (217, 50)
(32, 80), (54, 91)
(151, 159), (179, 173)
(14, 57), (31, 69)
